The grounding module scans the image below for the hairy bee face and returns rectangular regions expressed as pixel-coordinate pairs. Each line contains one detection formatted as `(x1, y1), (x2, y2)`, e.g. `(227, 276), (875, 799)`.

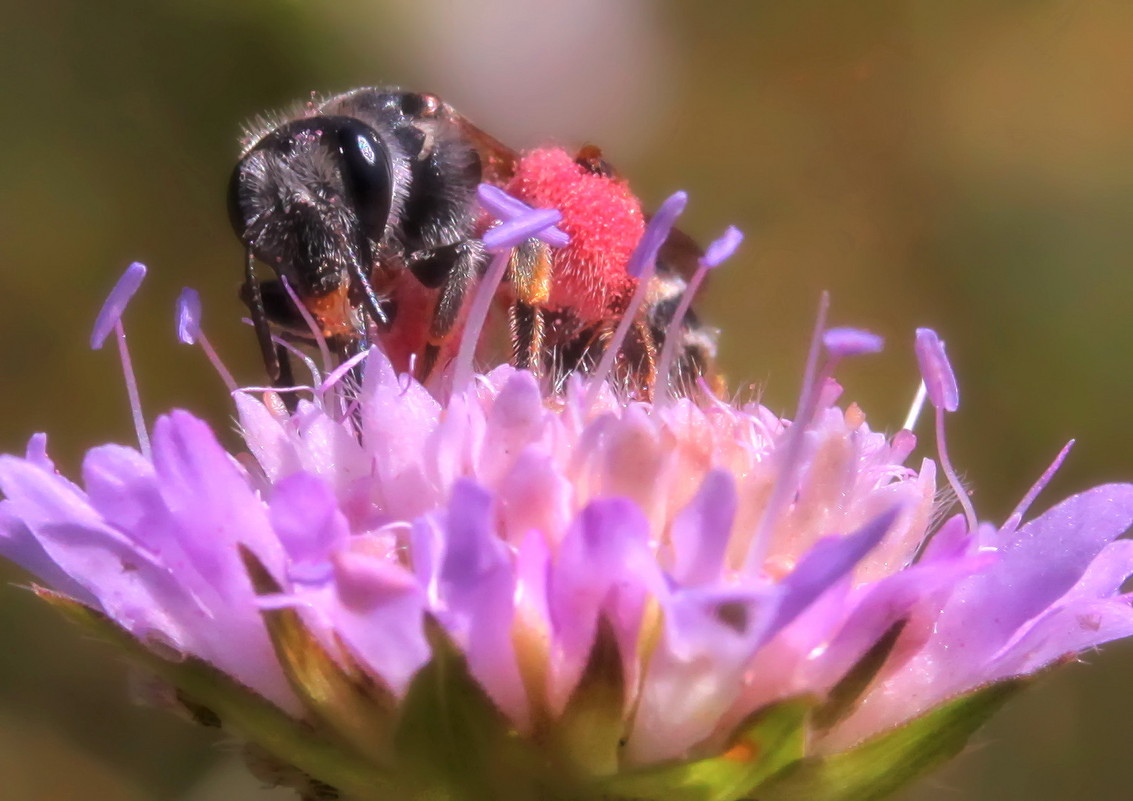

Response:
(228, 115), (397, 299)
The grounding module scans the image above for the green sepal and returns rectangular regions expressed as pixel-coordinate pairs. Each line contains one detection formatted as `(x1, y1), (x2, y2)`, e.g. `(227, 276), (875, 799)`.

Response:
(391, 616), (571, 801)
(757, 677), (1030, 801)
(33, 587), (395, 800)
(553, 615), (628, 775)
(593, 695), (816, 801)
(241, 546), (398, 765)
(812, 620), (907, 731)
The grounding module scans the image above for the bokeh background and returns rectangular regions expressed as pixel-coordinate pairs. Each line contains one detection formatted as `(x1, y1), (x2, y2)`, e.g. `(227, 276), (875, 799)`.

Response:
(2, 1), (1133, 798)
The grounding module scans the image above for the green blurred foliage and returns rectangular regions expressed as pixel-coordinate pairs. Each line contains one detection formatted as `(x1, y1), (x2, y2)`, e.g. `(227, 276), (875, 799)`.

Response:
(2, 1), (1132, 798)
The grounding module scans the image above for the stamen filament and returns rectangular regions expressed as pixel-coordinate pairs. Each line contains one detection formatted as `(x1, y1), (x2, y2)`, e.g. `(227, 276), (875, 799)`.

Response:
(744, 291), (829, 573)
(269, 333), (322, 387)
(195, 333), (238, 394)
(280, 277), (333, 377)
(1002, 440), (1075, 534)
(902, 380), (928, 432)
(318, 348), (371, 397)
(585, 191), (688, 409)
(935, 406), (978, 534)
(655, 264), (708, 400)
(176, 288), (237, 392)
(452, 250), (511, 394)
(655, 225), (743, 402)
(114, 321), (150, 459)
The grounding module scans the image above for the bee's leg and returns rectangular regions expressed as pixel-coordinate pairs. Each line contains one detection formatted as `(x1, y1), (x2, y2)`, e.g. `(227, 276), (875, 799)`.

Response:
(625, 318), (659, 401)
(592, 315), (658, 401)
(505, 238), (553, 377)
(509, 300), (545, 376)
(406, 239), (486, 380)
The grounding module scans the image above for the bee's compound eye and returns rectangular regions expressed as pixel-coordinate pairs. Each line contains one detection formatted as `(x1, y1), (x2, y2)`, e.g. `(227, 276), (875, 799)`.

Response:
(332, 119), (394, 245)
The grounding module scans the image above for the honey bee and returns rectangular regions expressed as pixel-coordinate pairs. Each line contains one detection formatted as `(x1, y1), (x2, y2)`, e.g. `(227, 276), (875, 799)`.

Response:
(227, 88), (718, 397)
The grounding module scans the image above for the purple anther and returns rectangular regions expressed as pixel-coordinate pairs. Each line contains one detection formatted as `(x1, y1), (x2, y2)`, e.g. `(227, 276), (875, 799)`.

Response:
(176, 288), (202, 345)
(914, 328), (959, 413)
(477, 183), (530, 219)
(701, 225), (744, 269)
(625, 191), (688, 278)
(478, 182), (530, 217)
(483, 208), (563, 253)
(91, 262), (147, 349)
(477, 184), (569, 248)
(823, 327), (884, 359)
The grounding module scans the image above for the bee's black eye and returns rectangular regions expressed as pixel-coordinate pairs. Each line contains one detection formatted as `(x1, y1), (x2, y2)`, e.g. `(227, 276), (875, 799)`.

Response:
(332, 118), (394, 245)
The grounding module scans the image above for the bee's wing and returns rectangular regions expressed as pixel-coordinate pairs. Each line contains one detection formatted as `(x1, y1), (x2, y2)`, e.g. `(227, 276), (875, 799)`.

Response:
(449, 112), (521, 185)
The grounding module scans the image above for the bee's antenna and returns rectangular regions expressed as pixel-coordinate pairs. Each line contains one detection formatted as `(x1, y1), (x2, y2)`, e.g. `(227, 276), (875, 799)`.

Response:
(347, 241), (391, 327)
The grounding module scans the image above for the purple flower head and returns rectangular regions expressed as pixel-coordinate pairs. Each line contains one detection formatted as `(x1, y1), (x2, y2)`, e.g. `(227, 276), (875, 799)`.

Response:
(4, 259), (1133, 800)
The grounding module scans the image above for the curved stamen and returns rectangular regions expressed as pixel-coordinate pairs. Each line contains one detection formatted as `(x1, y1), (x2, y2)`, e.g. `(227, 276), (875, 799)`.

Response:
(279, 276), (334, 378)
(915, 328), (977, 533)
(318, 348), (371, 398)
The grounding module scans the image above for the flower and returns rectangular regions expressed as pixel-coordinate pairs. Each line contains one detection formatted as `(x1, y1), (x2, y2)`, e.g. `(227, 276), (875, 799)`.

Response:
(3, 204), (1133, 801)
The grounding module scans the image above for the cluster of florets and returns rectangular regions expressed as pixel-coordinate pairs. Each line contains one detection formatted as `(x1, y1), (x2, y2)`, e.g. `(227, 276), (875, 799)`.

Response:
(1, 192), (1132, 801)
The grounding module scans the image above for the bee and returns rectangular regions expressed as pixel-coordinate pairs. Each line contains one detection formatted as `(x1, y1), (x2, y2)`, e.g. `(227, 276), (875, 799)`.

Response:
(227, 87), (718, 396)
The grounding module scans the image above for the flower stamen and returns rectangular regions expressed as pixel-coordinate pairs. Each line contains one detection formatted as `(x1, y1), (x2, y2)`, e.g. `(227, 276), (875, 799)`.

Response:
(1002, 439), (1075, 534)
(317, 347), (371, 411)
(902, 380), (928, 432)
(280, 275), (333, 379)
(744, 291), (830, 573)
(585, 190), (688, 409)
(176, 288), (238, 393)
(452, 186), (568, 394)
(915, 328), (978, 533)
(91, 262), (150, 458)
(656, 225), (743, 402)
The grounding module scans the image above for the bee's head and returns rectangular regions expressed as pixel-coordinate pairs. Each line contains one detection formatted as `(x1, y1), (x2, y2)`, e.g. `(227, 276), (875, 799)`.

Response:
(228, 116), (395, 296)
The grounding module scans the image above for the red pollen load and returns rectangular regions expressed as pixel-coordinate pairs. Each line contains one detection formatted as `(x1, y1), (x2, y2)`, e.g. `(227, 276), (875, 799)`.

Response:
(505, 147), (645, 321)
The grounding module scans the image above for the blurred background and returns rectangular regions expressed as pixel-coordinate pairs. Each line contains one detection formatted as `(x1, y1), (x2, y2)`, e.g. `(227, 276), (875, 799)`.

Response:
(2, 0), (1133, 798)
